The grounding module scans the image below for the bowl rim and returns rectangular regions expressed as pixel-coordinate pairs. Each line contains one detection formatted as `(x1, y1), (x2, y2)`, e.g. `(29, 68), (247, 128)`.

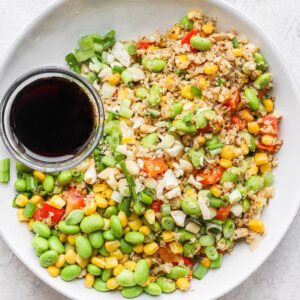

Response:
(0, 0), (299, 299)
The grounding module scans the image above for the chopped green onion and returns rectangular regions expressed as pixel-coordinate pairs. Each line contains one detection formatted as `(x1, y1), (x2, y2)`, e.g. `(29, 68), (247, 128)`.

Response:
(138, 192), (153, 205)
(12, 195), (21, 208)
(191, 85), (202, 98)
(192, 264), (208, 280)
(0, 158), (10, 183)
(85, 72), (97, 83)
(210, 254), (223, 268)
(125, 44), (137, 55)
(93, 42), (104, 53)
(121, 70), (133, 86)
(23, 202), (36, 218)
(141, 133), (158, 148)
(74, 171), (84, 183)
(79, 35), (94, 50)
(74, 48), (95, 62)
(119, 161), (138, 202)
(101, 156), (117, 168)
(103, 39), (115, 50)
(112, 65), (126, 74)
(26, 177), (38, 192)
(135, 87), (149, 99)
(65, 53), (81, 74)
(144, 111), (158, 119)
(92, 34), (104, 43)
(119, 107), (133, 119)
(218, 78), (225, 86)
(104, 30), (116, 40)
(232, 38), (239, 48)
(71, 169), (80, 177)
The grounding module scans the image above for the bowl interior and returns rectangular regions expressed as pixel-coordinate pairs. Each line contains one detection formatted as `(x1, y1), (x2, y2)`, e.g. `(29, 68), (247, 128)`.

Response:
(0, 0), (299, 299)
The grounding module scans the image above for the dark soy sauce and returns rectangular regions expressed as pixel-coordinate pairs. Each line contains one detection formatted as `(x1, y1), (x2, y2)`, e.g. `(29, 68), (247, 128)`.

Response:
(10, 77), (95, 158)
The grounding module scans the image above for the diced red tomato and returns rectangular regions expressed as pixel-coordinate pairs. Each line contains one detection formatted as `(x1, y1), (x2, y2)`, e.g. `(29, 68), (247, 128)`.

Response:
(33, 208), (44, 222)
(215, 204), (231, 221)
(260, 115), (279, 136)
(35, 201), (65, 224)
(172, 262), (179, 266)
(224, 90), (240, 111)
(197, 125), (211, 133)
(137, 41), (152, 50)
(143, 158), (168, 178)
(181, 29), (198, 45)
(198, 166), (225, 185)
(158, 246), (180, 263)
(231, 114), (247, 131)
(187, 269), (193, 281)
(217, 249), (226, 254)
(257, 143), (276, 152)
(151, 200), (164, 213)
(182, 256), (194, 266)
(66, 188), (85, 215)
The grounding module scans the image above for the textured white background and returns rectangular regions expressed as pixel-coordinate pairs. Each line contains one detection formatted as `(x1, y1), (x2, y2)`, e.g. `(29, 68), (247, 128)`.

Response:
(0, 0), (299, 299)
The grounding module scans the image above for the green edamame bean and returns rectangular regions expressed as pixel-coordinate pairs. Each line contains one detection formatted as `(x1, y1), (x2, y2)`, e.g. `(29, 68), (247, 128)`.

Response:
(262, 171), (274, 187)
(16, 162), (33, 172)
(145, 282), (162, 296)
(148, 92), (160, 108)
(190, 36), (211, 51)
(93, 277), (109, 292)
(103, 206), (118, 218)
(75, 235), (92, 259)
(116, 269), (136, 286)
(142, 58), (166, 72)
(242, 198), (251, 212)
(122, 286), (143, 298)
(134, 259), (149, 285)
(244, 88), (259, 110)
(57, 170), (72, 186)
(39, 250), (58, 267)
(161, 216), (175, 231)
(32, 221), (51, 238)
(110, 215), (123, 238)
(64, 242), (75, 253)
(183, 240), (198, 258)
(253, 73), (272, 90)
(142, 217), (161, 232)
(141, 133), (158, 148)
(246, 175), (264, 192)
(167, 266), (189, 280)
(173, 120), (197, 133)
(87, 264), (102, 276)
(51, 229), (60, 237)
(99, 245), (110, 257)
(125, 232), (145, 244)
(48, 236), (64, 254)
(31, 236), (49, 255)
(180, 16), (193, 30)
(119, 238), (134, 254)
(80, 215), (104, 233)
(254, 52), (268, 71)
(171, 102), (183, 118)
(14, 179), (27, 192)
(101, 268), (113, 282)
(156, 277), (176, 293)
(42, 175), (54, 192)
(181, 196), (201, 215)
(65, 209), (84, 225)
(58, 221), (80, 235)
(89, 231), (104, 248)
(103, 229), (117, 241)
(220, 167), (239, 185)
(177, 228), (195, 242)
(135, 87), (149, 99)
(61, 264), (82, 281)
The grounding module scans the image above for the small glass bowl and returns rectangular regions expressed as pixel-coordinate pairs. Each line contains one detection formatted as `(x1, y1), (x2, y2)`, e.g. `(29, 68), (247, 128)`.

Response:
(0, 66), (104, 172)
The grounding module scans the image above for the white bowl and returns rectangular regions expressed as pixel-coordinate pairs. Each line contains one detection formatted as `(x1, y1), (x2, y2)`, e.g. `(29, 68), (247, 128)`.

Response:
(0, 0), (299, 299)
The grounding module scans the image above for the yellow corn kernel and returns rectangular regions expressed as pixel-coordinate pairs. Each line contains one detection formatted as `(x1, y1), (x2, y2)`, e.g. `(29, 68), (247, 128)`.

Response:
(83, 202), (97, 215)
(219, 158), (232, 169)
(102, 189), (113, 198)
(123, 226), (131, 234)
(129, 212), (139, 221)
(221, 145), (235, 160)
(118, 211), (128, 228)
(121, 137), (137, 145)
(196, 136), (206, 147)
(176, 277), (190, 291)
(105, 257), (118, 269)
(248, 219), (264, 234)
(113, 264), (124, 276)
(33, 170), (46, 182)
(248, 166), (258, 176)
(144, 209), (155, 225)
(102, 218), (110, 230)
(28, 218), (35, 231)
(119, 117), (133, 127)
(178, 55), (189, 69)
(108, 199), (117, 206)
(162, 231), (175, 243)
(15, 194), (28, 207)
(198, 77), (206, 89)
(185, 188), (197, 198)
(202, 23), (215, 34)
(55, 254), (66, 268)
(93, 183), (108, 193)
(141, 278), (151, 287)
(105, 240), (121, 253)
(95, 194), (108, 208)
(119, 254), (129, 264)
(124, 260), (136, 272)
(181, 85), (194, 100)
(150, 276), (157, 283)
(118, 88), (129, 100)
(241, 144), (249, 156)
(261, 135), (275, 146)
(263, 99), (274, 112)
(260, 163), (272, 174)
(107, 277), (119, 290)
(133, 243), (144, 254)
(183, 101), (196, 112)
(59, 233), (68, 243)
(139, 225), (151, 236)
(248, 121), (260, 134)
(187, 9), (199, 20)
(254, 153), (268, 166)
(17, 209), (29, 222)
(30, 195), (44, 205)
(49, 195), (66, 210)
(91, 256), (106, 268)
(240, 109), (254, 122)
(111, 249), (123, 260)
(210, 185), (222, 197)
(166, 75), (174, 90)
(169, 26), (181, 40)
(201, 257), (211, 268)
(169, 242), (183, 254)
(236, 101), (244, 111)
(129, 218), (143, 231)
(149, 45), (159, 50)
(85, 273), (95, 289)
(76, 255), (89, 268)
(232, 48), (244, 56)
(144, 242), (159, 256)
(204, 64), (218, 75)
(68, 234), (80, 246)
(65, 249), (77, 264)
(47, 266), (60, 277)
(108, 73), (121, 86)
(144, 257), (152, 268)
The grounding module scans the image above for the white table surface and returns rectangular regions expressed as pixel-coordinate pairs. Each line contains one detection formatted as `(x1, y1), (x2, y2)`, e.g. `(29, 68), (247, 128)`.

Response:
(0, 0), (299, 299)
